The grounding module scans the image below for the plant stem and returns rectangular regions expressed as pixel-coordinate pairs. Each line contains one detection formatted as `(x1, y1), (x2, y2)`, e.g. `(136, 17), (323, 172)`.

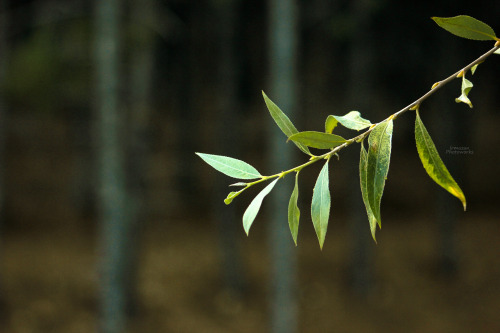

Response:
(251, 43), (499, 187)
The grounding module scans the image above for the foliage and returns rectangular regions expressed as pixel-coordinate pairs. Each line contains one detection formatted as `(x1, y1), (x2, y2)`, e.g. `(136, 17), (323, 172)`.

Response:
(197, 16), (500, 248)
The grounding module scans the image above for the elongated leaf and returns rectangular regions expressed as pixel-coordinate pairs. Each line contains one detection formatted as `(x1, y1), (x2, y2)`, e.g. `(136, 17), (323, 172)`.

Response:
(359, 142), (378, 242)
(288, 172), (300, 246)
(311, 160), (331, 249)
(242, 178), (279, 235)
(196, 153), (262, 179)
(366, 120), (393, 224)
(332, 111), (372, 131)
(455, 76), (473, 108)
(262, 91), (312, 156)
(415, 111), (466, 210)
(432, 16), (498, 41)
(325, 115), (338, 134)
(288, 131), (346, 149)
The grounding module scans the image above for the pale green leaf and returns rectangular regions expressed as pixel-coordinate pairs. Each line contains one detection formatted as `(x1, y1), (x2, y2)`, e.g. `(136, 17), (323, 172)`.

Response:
(432, 16), (498, 41)
(242, 178), (279, 235)
(494, 49), (500, 55)
(359, 142), (378, 242)
(311, 160), (331, 249)
(455, 76), (473, 108)
(288, 131), (347, 149)
(262, 91), (312, 156)
(366, 120), (393, 224)
(288, 172), (300, 246)
(325, 115), (338, 134)
(415, 111), (466, 210)
(332, 111), (372, 131)
(470, 64), (478, 75)
(196, 153), (262, 179)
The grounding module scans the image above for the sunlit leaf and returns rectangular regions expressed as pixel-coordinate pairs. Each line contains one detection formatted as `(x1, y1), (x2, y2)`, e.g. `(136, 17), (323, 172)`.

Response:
(311, 160), (331, 249)
(455, 76), (474, 108)
(366, 120), (393, 224)
(262, 91), (312, 156)
(415, 111), (466, 210)
(288, 131), (347, 149)
(332, 111), (372, 131)
(224, 189), (245, 205)
(325, 115), (338, 134)
(242, 178), (279, 235)
(196, 153), (262, 179)
(432, 16), (498, 41)
(359, 142), (378, 242)
(494, 49), (500, 55)
(288, 172), (300, 246)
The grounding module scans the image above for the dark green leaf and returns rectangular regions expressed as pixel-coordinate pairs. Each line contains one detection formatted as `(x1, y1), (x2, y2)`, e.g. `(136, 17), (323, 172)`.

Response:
(242, 178), (279, 235)
(432, 16), (498, 41)
(415, 111), (466, 210)
(262, 91), (312, 156)
(288, 172), (300, 246)
(196, 153), (262, 179)
(325, 115), (338, 134)
(332, 111), (372, 131)
(359, 142), (378, 242)
(288, 131), (346, 149)
(366, 120), (393, 224)
(455, 76), (473, 108)
(311, 160), (331, 249)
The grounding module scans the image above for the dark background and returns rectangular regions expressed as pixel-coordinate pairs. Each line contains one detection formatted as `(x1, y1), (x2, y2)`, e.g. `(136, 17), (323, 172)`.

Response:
(0, 0), (499, 332)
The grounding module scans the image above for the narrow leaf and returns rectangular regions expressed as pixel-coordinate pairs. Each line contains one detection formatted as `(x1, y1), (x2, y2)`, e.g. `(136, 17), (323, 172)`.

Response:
(366, 120), (393, 224)
(325, 115), (338, 134)
(311, 160), (331, 249)
(359, 142), (378, 242)
(288, 131), (347, 149)
(455, 76), (473, 108)
(432, 16), (498, 41)
(332, 111), (372, 131)
(415, 111), (466, 210)
(196, 153), (262, 179)
(470, 64), (478, 75)
(288, 172), (300, 246)
(242, 178), (279, 235)
(262, 91), (312, 156)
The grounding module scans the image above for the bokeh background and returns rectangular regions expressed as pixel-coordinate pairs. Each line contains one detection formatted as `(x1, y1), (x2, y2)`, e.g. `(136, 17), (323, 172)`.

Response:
(0, 0), (499, 332)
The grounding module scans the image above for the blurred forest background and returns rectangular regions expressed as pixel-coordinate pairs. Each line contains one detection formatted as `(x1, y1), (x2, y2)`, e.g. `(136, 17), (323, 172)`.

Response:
(0, 0), (499, 332)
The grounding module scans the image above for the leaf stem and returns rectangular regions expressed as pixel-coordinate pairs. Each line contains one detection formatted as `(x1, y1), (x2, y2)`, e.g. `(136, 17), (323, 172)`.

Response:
(248, 43), (499, 189)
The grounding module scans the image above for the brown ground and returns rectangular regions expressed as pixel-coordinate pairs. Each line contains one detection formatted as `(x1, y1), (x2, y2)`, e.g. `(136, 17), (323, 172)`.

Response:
(1, 212), (499, 333)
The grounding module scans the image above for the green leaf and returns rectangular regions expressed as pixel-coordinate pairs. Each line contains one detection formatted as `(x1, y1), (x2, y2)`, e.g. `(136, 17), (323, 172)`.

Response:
(288, 131), (347, 149)
(432, 16), (498, 41)
(366, 120), (393, 224)
(242, 178), (279, 235)
(470, 64), (478, 75)
(196, 153), (262, 179)
(494, 49), (500, 55)
(455, 76), (473, 108)
(325, 115), (338, 134)
(332, 111), (372, 131)
(311, 160), (331, 249)
(415, 111), (466, 210)
(262, 91), (312, 156)
(288, 172), (300, 246)
(224, 189), (246, 205)
(359, 142), (378, 242)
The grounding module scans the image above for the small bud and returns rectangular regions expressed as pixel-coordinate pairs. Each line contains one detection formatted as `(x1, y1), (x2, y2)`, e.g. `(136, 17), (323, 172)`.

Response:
(431, 82), (440, 89)
(495, 40), (500, 47)
(456, 70), (465, 78)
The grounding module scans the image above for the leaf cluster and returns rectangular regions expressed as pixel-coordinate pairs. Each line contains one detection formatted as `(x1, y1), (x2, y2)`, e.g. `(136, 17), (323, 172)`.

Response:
(197, 16), (499, 248)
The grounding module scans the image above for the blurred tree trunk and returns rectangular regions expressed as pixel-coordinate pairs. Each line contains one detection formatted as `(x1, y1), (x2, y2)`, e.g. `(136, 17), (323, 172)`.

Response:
(212, 0), (245, 295)
(94, 0), (132, 332)
(347, 0), (375, 297)
(267, 0), (298, 332)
